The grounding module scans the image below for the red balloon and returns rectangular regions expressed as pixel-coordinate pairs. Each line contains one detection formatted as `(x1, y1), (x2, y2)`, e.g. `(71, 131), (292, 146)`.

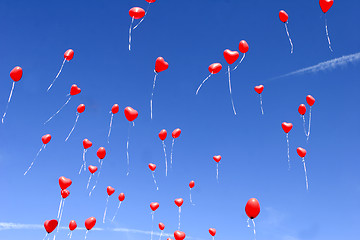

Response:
(223, 49), (239, 65)
(167, 239), (173, 240)
(69, 220), (77, 231)
(118, 193), (125, 201)
(281, 122), (293, 133)
(297, 147), (307, 158)
(88, 165), (98, 174)
(209, 228), (216, 236)
(124, 107), (138, 122)
(213, 155), (221, 163)
(155, 57), (169, 73)
(77, 104), (85, 113)
(59, 176), (72, 190)
(70, 84), (81, 96)
(149, 163), (157, 171)
(146, 0), (156, 2)
(150, 202), (159, 211)
(319, 0), (333, 13)
(42, 134), (52, 144)
(239, 40), (249, 53)
(64, 49), (74, 61)
(159, 129), (167, 141)
(306, 95), (315, 106)
(174, 198), (184, 207)
(129, 7), (146, 19)
(44, 219), (58, 234)
(254, 85), (264, 94)
(159, 222), (165, 231)
(83, 139), (93, 149)
(10, 66), (23, 82)
(174, 230), (186, 240)
(107, 186), (115, 196)
(85, 217), (96, 231)
(97, 147), (106, 159)
(189, 180), (195, 189)
(61, 189), (70, 199)
(172, 128), (181, 138)
(279, 10), (289, 23)
(208, 63), (222, 74)
(298, 104), (306, 115)
(111, 104), (120, 114)
(245, 198), (260, 219)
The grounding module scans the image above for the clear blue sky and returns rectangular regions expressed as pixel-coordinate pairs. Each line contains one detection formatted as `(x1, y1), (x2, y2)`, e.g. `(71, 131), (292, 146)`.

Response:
(0, 0), (359, 239)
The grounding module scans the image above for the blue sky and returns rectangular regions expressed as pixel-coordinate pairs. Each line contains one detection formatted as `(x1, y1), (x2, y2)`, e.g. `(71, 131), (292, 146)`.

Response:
(0, 0), (359, 239)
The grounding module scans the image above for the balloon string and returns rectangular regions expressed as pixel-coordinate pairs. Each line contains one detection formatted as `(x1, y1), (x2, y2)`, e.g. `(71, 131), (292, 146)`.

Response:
(133, 2), (151, 30)
(126, 122), (132, 176)
(216, 163), (219, 183)
(44, 97), (72, 125)
(47, 58), (66, 92)
(111, 202), (122, 222)
(86, 174), (92, 189)
(103, 196), (109, 223)
(150, 71), (158, 120)
(24, 144), (45, 175)
(232, 53), (246, 71)
(302, 115), (308, 137)
(284, 22), (294, 54)
(170, 139), (175, 168)
(79, 149), (87, 175)
(307, 107), (312, 141)
(195, 73), (212, 95)
(65, 113), (80, 142)
(302, 158), (309, 191)
(324, 16), (333, 52)
(252, 219), (256, 240)
(84, 230), (88, 240)
(158, 231), (163, 240)
(69, 231), (73, 239)
(89, 159), (104, 196)
(162, 141), (168, 176)
(178, 207), (181, 230)
(107, 113), (114, 143)
(151, 212), (154, 240)
(259, 94), (264, 115)
(57, 198), (63, 219)
(57, 199), (66, 233)
(286, 133), (290, 170)
(43, 233), (48, 240)
(2, 81), (16, 124)
(152, 171), (159, 190)
(228, 66), (237, 115)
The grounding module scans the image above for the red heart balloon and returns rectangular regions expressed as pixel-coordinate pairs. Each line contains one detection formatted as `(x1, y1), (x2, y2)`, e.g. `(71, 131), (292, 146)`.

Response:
(281, 122), (293, 133)
(159, 222), (165, 231)
(59, 176), (72, 190)
(245, 198), (260, 219)
(88, 165), (98, 174)
(297, 147), (307, 158)
(85, 217), (96, 231)
(150, 202), (159, 211)
(97, 147), (106, 159)
(213, 155), (221, 163)
(149, 163), (157, 171)
(254, 85), (264, 94)
(61, 189), (70, 199)
(77, 104), (85, 113)
(70, 84), (81, 96)
(167, 239), (173, 240)
(107, 186), (115, 196)
(189, 180), (195, 189)
(69, 220), (77, 231)
(64, 49), (74, 61)
(298, 104), (306, 115)
(42, 134), (52, 144)
(209, 228), (216, 236)
(174, 230), (186, 240)
(155, 57), (169, 73)
(306, 95), (315, 106)
(174, 198), (184, 207)
(223, 49), (239, 65)
(319, 0), (333, 13)
(129, 7), (146, 19)
(208, 63), (222, 74)
(239, 40), (249, 54)
(172, 128), (181, 138)
(159, 129), (167, 141)
(118, 193), (125, 201)
(124, 107), (138, 122)
(279, 10), (289, 23)
(10, 66), (23, 82)
(111, 104), (119, 114)
(83, 139), (93, 149)
(44, 219), (58, 234)
(146, 0), (156, 2)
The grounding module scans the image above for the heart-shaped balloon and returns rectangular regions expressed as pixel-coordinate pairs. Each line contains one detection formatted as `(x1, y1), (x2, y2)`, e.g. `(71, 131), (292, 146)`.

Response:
(146, 0), (156, 2)
(118, 193), (125, 201)
(107, 186), (115, 196)
(209, 228), (216, 236)
(129, 7), (146, 19)
(111, 104), (119, 114)
(245, 198), (260, 219)
(208, 63), (222, 74)
(85, 217), (96, 231)
(124, 107), (138, 122)
(159, 129), (167, 141)
(189, 180), (195, 189)
(59, 176), (72, 190)
(279, 10), (289, 23)
(64, 49), (74, 61)
(150, 202), (159, 211)
(281, 122), (293, 133)
(172, 128), (181, 138)
(83, 139), (93, 149)
(174, 230), (186, 240)
(77, 104), (85, 113)
(97, 147), (106, 159)
(155, 57), (169, 73)
(10, 66), (23, 82)
(88, 165), (98, 174)
(298, 104), (306, 115)
(306, 95), (315, 106)
(44, 219), (58, 234)
(61, 189), (70, 199)
(223, 49), (239, 65)
(297, 147), (307, 158)
(239, 40), (249, 54)
(42, 134), (52, 144)
(70, 84), (81, 96)
(149, 163), (157, 171)
(69, 220), (77, 231)
(319, 0), (333, 13)
(159, 222), (165, 231)
(174, 198), (184, 207)
(254, 85), (264, 94)
(213, 155), (221, 163)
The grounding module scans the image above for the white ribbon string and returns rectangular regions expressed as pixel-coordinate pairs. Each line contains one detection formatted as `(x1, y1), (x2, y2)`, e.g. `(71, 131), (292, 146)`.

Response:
(47, 58), (66, 92)
(2, 81), (16, 124)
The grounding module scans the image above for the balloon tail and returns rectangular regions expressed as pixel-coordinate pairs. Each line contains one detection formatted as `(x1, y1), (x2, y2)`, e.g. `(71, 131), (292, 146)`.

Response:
(111, 202), (122, 222)
(107, 113), (114, 143)
(228, 66), (237, 115)
(44, 97), (71, 125)
(324, 16), (333, 52)
(86, 174), (92, 189)
(195, 73), (212, 95)
(69, 232), (73, 239)
(216, 163), (219, 183)
(170, 139), (175, 168)
(189, 188), (195, 205)
(162, 141), (168, 176)
(43, 233), (48, 240)
(65, 113), (80, 142)
(79, 149), (87, 174)
(133, 2), (151, 30)
(302, 115), (308, 137)
(2, 81), (16, 124)
(259, 94), (264, 115)
(302, 157), (309, 191)
(84, 230), (88, 240)
(307, 106), (312, 141)
(57, 199), (65, 233)
(178, 207), (181, 230)
(286, 133), (290, 170)
(103, 196), (109, 223)
(284, 22), (294, 54)
(48, 59), (66, 92)
(158, 231), (163, 240)
(129, 17), (134, 51)
(24, 144), (45, 175)
(151, 212), (154, 240)
(232, 53), (246, 71)
(126, 122), (132, 176)
(150, 71), (158, 120)
(252, 219), (256, 240)
(152, 171), (159, 190)
(57, 198), (63, 219)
